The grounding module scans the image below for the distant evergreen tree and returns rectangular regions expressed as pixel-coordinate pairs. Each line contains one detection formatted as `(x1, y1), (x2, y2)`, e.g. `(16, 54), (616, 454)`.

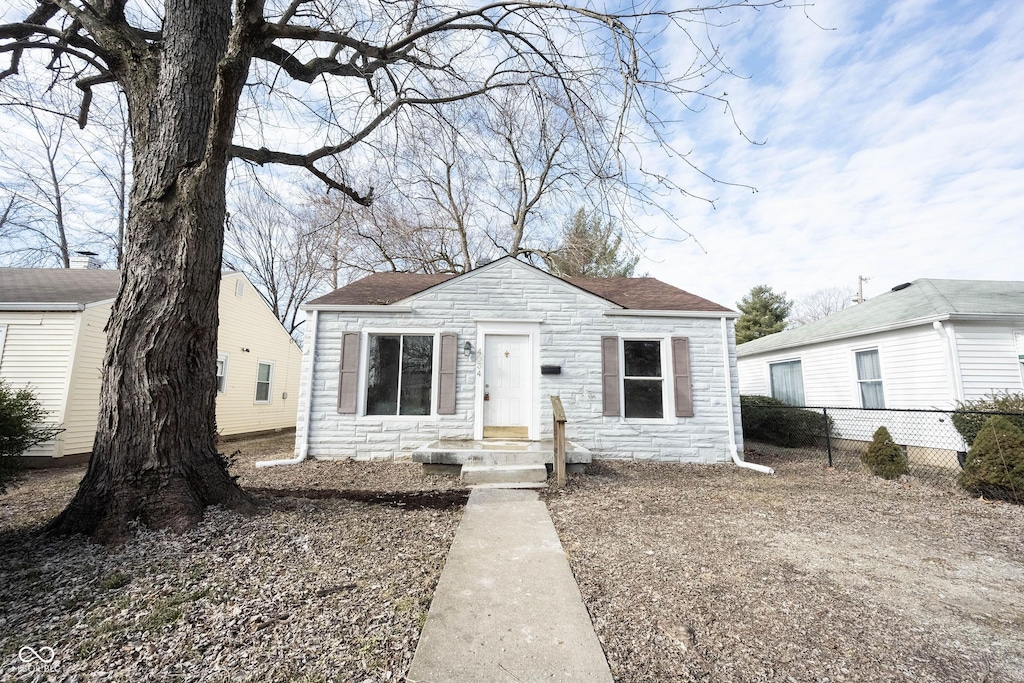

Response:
(735, 285), (793, 344)
(545, 208), (639, 278)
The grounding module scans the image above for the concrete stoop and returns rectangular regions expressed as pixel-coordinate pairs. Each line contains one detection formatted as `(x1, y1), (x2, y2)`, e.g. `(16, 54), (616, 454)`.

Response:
(460, 463), (548, 486)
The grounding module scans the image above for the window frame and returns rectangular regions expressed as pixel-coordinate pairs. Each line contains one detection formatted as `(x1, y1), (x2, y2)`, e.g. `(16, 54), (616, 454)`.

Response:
(768, 358), (806, 406)
(216, 353), (229, 394)
(360, 329), (442, 419)
(254, 360), (274, 404)
(853, 347), (885, 409)
(618, 335), (673, 422)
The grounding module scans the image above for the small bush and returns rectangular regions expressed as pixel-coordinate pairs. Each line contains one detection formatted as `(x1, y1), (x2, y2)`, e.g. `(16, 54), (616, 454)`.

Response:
(0, 379), (63, 494)
(958, 416), (1024, 504)
(861, 426), (908, 480)
(951, 392), (1024, 448)
(740, 395), (834, 448)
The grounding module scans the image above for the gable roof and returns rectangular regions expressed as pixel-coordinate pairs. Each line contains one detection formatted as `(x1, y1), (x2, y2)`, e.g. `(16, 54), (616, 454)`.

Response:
(305, 257), (732, 312)
(0, 267), (122, 307)
(737, 278), (1024, 357)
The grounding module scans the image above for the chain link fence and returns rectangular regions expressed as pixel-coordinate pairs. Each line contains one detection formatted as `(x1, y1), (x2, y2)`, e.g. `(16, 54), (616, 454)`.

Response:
(740, 402), (1022, 487)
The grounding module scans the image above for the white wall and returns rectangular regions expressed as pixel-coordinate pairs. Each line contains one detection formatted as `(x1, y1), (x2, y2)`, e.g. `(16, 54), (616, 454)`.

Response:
(297, 259), (742, 463)
(952, 321), (1024, 401)
(737, 324), (953, 409)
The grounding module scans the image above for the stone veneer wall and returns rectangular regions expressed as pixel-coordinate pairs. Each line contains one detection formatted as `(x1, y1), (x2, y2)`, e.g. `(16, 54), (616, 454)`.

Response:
(295, 260), (743, 462)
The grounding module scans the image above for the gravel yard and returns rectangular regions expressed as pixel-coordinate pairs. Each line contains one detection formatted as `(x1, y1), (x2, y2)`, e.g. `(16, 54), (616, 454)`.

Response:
(544, 449), (1024, 682)
(0, 433), (467, 681)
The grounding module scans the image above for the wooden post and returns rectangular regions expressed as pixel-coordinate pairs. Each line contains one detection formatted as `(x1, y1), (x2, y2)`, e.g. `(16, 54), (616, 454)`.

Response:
(550, 395), (567, 488)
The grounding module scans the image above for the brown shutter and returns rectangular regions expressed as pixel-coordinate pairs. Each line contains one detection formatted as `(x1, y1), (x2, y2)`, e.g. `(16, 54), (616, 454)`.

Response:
(672, 337), (694, 417)
(337, 331), (360, 414)
(601, 336), (620, 417)
(437, 332), (457, 415)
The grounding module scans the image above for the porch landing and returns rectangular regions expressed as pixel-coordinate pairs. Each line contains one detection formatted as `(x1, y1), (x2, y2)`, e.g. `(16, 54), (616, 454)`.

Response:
(412, 438), (592, 467)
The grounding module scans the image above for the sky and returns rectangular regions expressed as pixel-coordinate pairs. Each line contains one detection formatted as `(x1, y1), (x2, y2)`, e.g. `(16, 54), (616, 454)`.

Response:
(636, 0), (1024, 310)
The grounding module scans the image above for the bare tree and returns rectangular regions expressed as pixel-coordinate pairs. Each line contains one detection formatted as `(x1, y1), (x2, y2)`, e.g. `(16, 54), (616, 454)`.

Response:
(791, 286), (856, 326)
(1, 0), (788, 541)
(224, 185), (326, 336)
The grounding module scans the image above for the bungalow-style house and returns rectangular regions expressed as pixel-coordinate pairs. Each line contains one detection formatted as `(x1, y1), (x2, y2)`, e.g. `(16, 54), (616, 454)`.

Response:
(293, 257), (747, 469)
(0, 267), (303, 465)
(736, 278), (1024, 456)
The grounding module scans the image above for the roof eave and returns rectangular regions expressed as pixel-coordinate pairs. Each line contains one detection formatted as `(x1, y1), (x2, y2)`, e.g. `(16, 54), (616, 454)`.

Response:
(736, 314), (953, 357)
(0, 302), (86, 312)
(300, 303), (414, 313)
(604, 309), (738, 319)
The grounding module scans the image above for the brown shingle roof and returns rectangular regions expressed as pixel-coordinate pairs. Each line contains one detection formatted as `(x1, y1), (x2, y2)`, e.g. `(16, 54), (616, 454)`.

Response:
(306, 263), (732, 312)
(0, 267), (122, 305)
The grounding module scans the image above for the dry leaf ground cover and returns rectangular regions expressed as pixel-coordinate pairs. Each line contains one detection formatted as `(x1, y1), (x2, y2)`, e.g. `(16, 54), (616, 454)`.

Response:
(0, 433), (467, 681)
(544, 449), (1024, 682)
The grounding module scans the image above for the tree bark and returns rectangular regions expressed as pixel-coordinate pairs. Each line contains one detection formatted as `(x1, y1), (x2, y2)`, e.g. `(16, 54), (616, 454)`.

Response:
(47, 0), (256, 543)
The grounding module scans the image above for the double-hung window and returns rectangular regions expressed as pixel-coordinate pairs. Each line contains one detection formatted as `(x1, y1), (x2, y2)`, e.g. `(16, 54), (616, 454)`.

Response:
(255, 361), (273, 403)
(855, 349), (884, 408)
(366, 334), (434, 416)
(769, 360), (805, 406)
(622, 340), (665, 419)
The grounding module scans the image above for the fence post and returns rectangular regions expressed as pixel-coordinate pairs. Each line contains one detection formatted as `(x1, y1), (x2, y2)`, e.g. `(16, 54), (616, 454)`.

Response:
(823, 407), (833, 468)
(550, 395), (567, 488)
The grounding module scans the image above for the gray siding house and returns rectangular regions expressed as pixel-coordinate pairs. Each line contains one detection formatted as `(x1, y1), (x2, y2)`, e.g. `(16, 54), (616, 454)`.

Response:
(293, 257), (744, 463)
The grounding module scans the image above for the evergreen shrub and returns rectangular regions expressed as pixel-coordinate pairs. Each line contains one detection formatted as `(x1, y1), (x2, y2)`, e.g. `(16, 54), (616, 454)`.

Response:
(958, 416), (1024, 504)
(740, 395), (834, 448)
(861, 426), (908, 480)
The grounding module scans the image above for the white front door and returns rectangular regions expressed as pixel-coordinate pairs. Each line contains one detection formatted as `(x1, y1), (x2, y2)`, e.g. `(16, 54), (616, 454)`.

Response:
(483, 334), (531, 438)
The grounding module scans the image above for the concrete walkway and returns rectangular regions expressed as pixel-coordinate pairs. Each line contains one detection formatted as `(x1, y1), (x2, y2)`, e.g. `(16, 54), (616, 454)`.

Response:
(407, 488), (613, 682)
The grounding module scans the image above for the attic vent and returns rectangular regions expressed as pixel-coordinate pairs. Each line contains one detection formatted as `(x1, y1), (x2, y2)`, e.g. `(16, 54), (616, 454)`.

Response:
(235, 279), (244, 297)
(891, 282), (912, 292)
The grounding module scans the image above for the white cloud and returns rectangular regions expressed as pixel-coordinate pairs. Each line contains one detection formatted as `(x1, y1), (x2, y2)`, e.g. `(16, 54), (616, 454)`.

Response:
(640, 0), (1024, 309)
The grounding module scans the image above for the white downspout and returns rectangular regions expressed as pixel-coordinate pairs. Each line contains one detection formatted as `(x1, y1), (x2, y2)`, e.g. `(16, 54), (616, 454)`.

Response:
(721, 316), (774, 475)
(933, 320), (965, 404)
(256, 309), (318, 468)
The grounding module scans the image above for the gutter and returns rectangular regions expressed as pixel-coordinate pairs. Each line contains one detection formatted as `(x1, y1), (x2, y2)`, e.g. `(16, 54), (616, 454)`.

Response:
(721, 316), (774, 475)
(256, 309), (318, 468)
(0, 303), (85, 311)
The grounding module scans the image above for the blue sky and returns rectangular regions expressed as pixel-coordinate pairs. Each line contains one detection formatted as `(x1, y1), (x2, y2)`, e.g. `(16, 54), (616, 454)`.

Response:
(638, 0), (1024, 309)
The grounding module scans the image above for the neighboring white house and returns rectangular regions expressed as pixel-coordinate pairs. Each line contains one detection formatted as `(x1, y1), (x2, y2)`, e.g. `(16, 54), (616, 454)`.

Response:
(294, 256), (745, 463)
(736, 278), (1024, 452)
(0, 267), (303, 465)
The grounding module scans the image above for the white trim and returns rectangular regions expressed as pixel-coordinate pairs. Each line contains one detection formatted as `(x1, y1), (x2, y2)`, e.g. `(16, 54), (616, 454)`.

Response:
(618, 334), (675, 424)
(473, 318), (545, 323)
(0, 303), (85, 311)
(944, 322), (966, 403)
(604, 309), (739, 319)
(0, 324), (6, 365)
(358, 329), (441, 419)
(257, 310), (317, 468)
(84, 297), (116, 309)
(723, 317), (773, 474)
(254, 359), (274, 404)
(852, 347), (885, 409)
(301, 304), (414, 313)
(216, 352), (229, 394)
(474, 320), (541, 440)
(767, 358), (805, 406)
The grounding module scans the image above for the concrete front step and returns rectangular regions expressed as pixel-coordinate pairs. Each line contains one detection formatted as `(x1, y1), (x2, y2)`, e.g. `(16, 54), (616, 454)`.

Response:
(414, 438), (591, 466)
(461, 463), (548, 486)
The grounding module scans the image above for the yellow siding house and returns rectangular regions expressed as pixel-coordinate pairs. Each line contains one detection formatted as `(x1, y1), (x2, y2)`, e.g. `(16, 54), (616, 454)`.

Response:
(0, 267), (302, 465)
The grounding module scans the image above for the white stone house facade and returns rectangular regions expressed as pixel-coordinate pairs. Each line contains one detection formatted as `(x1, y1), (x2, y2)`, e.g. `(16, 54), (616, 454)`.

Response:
(294, 257), (744, 462)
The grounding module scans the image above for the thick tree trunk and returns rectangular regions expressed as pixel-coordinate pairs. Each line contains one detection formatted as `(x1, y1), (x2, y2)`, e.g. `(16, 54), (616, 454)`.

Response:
(47, 1), (256, 543)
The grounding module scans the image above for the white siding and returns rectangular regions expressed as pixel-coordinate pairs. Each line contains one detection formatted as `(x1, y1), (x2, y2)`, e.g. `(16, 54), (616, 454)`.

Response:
(297, 260), (742, 463)
(953, 322), (1024, 400)
(0, 310), (79, 457)
(737, 324), (953, 409)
